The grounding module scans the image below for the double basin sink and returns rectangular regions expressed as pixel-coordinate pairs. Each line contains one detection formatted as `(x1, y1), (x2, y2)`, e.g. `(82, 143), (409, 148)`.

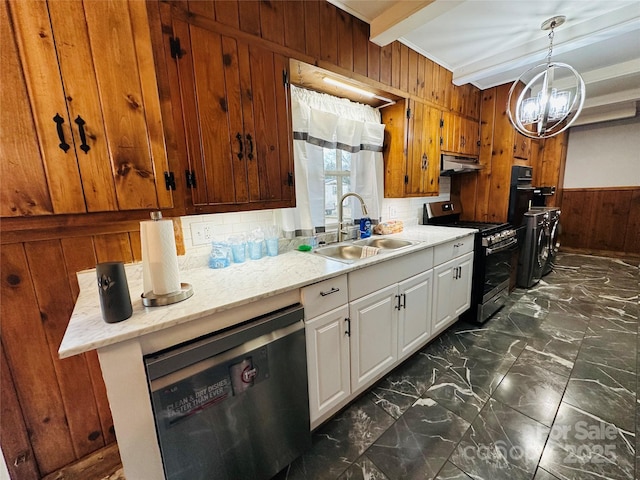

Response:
(313, 237), (416, 263)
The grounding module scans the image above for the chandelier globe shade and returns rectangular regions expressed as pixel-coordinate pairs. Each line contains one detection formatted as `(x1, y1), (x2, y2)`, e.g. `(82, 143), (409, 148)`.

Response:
(507, 15), (586, 139)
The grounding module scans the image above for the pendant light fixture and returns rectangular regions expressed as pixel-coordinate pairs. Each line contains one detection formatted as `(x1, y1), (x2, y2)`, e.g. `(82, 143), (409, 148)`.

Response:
(507, 15), (586, 139)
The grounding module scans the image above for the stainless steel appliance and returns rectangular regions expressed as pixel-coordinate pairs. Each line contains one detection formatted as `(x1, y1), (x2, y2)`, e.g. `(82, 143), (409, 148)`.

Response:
(530, 206), (561, 275)
(424, 198), (518, 323)
(144, 304), (310, 480)
(517, 210), (551, 287)
(508, 165), (535, 226)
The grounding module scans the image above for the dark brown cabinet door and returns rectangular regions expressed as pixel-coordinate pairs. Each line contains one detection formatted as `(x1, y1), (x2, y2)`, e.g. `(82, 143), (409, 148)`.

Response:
(4, 0), (172, 216)
(169, 17), (294, 210)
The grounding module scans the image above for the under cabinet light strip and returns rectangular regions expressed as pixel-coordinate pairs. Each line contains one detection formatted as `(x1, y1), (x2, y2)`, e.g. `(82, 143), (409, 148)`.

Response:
(322, 77), (395, 107)
(323, 77), (375, 97)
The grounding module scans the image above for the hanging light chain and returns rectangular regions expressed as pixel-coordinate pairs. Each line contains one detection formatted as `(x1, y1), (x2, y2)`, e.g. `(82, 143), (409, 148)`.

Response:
(547, 22), (556, 64)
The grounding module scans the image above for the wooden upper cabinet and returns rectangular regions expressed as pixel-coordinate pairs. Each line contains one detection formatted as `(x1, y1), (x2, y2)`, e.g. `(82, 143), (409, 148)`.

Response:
(441, 112), (480, 157)
(4, 0), (172, 217)
(166, 16), (294, 211)
(381, 99), (440, 198)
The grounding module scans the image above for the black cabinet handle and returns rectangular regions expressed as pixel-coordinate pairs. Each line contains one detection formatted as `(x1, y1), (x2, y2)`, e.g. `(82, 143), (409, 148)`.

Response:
(344, 318), (351, 337)
(236, 133), (244, 160)
(246, 134), (254, 160)
(53, 113), (70, 152)
(401, 293), (406, 309)
(75, 115), (90, 153)
(320, 287), (340, 297)
(395, 294), (401, 310)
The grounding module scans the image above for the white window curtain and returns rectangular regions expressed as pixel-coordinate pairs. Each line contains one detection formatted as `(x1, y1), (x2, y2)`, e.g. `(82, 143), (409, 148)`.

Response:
(279, 85), (385, 237)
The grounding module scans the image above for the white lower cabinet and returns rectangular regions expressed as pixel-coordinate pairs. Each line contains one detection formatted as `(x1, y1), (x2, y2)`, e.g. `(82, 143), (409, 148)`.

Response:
(305, 305), (351, 426)
(349, 284), (398, 392)
(432, 251), (473, 334)
(398, 270), (434, 361)
(304, 243), (473, 429)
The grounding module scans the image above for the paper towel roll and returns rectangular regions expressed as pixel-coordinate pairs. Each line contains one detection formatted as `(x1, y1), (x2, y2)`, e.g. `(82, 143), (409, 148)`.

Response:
(140, 218), (181, 295)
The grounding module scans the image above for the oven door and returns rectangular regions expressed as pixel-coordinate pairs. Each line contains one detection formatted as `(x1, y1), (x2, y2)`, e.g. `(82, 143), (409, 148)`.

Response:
(483, 238), (518, 303)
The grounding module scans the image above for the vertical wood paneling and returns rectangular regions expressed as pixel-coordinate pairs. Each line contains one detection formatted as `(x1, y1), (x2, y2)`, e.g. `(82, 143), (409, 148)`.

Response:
(59, 237), (116, 445)
(319, 2), (337, 64)
(367, 41), (380, 82)
(187, 0), (214, 19)
(391, 41), (401, 90)
(93, 233), (134, 264)
(1, 345), (40, 479)
(259, 0), (284, 46)
(407, 48), (418, 96)
(591, 191), (633, 252)
(352, 17), (368, 77)
(1, 243), (76, 474)
(560, 188), (640, 256)
(379, 43), (392, 86)
(274, 53), (295, 205)
(304, 1), (321, 59)
(1, 1), (53, 217)
(283, 1), (305, 52)
(486, 85), (512, 223)
(625, 190), (640, 253)
(25, 241), (105, 459)
(213, 0), (239, 28)
(399, 44), (409, 92)
(336, 8), (353, 71)
(416, 54), (426, 99)
(238, 0), (261, 36)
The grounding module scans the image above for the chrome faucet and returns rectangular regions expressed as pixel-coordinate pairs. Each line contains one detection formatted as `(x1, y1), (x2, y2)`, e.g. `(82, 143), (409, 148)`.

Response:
(338, 192), (369, 242)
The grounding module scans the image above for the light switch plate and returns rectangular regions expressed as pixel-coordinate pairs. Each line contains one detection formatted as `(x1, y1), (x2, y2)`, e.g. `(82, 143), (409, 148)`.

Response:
(191, 222), (216, 246)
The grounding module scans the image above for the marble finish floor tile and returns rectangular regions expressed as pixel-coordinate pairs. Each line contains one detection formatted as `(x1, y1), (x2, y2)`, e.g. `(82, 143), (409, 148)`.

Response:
(369, 350), (441, 419)
(563, 359), (636, 432)
(533, 467), (561, 479)
(278, 395), (394, 479)
(483, 310), (547, 339)
(425, 353), (511, 423)
(539, 402), (636, 480)
(434, 461), (473, 479)
(337, 454), (388, 480)
(517, 337), (578, 377)
(449, 399), (549, 480)
(492, 363), (568, 426)
(366, 398), (470, 480)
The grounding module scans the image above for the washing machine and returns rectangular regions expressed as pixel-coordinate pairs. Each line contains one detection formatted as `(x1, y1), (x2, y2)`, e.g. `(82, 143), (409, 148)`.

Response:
(530, 207), (561, 275)
(517, 210), (550, 288)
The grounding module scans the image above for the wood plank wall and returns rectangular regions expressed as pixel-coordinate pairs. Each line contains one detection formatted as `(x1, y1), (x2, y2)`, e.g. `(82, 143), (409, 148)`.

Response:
(560, 187), (640, 258)
(2, 1), (480, 477)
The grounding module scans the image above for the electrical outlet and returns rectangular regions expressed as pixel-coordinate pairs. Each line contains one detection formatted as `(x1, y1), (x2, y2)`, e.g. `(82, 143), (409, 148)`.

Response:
(191, 222), (216, 246)
(389, 206), (398, 218)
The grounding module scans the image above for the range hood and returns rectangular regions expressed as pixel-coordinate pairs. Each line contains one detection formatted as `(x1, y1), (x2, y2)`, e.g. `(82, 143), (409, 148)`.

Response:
(440, 154), (483, 176)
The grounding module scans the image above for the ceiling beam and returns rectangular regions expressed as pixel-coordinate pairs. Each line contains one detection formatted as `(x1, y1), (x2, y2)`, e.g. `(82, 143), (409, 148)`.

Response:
(369, 1), (461, 46)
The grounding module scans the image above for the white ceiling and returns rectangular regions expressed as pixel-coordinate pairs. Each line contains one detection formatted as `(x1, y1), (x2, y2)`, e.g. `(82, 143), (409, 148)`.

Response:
(329, 0), (640, 125)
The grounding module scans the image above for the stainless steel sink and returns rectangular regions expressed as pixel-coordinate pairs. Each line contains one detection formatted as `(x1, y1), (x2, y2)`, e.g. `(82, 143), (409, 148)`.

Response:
(313, 237), (416, 263)
(313, 244), (368, 263)
(353, 237), (414, 250)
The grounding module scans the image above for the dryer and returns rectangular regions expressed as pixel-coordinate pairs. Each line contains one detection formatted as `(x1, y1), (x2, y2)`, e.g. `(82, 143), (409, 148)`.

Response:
(517, 210), (550, 288)
(530, 207), (561, 275)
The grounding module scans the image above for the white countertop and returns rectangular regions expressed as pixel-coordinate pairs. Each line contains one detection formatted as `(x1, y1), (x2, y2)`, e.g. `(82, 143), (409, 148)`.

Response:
(58, 225), (476, 358)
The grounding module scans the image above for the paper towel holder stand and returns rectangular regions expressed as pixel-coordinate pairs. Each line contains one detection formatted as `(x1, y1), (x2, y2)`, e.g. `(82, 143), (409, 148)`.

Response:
(141, 211), (193, 307)
(141, 283), (193, 307)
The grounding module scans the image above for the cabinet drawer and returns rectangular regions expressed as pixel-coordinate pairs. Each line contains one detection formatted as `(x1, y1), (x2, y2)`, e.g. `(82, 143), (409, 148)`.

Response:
(301, 275), (348, 319)
(433, 235), (475, 266)
(348, 248), (433, 301)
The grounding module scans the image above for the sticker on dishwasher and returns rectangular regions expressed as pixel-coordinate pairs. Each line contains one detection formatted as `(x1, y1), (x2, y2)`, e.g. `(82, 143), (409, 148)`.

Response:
(157, 366), (233, 427)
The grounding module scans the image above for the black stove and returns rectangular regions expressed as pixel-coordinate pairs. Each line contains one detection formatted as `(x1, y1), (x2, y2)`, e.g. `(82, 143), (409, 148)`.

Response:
(424, 199), (518, 324)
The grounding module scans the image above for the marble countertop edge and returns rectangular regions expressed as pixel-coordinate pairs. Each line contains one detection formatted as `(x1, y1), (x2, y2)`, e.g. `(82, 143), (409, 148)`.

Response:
(58, 226), (477, 358)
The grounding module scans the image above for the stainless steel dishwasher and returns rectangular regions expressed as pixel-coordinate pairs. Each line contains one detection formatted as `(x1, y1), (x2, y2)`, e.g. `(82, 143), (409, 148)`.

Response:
(144, 304), (310, 480)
